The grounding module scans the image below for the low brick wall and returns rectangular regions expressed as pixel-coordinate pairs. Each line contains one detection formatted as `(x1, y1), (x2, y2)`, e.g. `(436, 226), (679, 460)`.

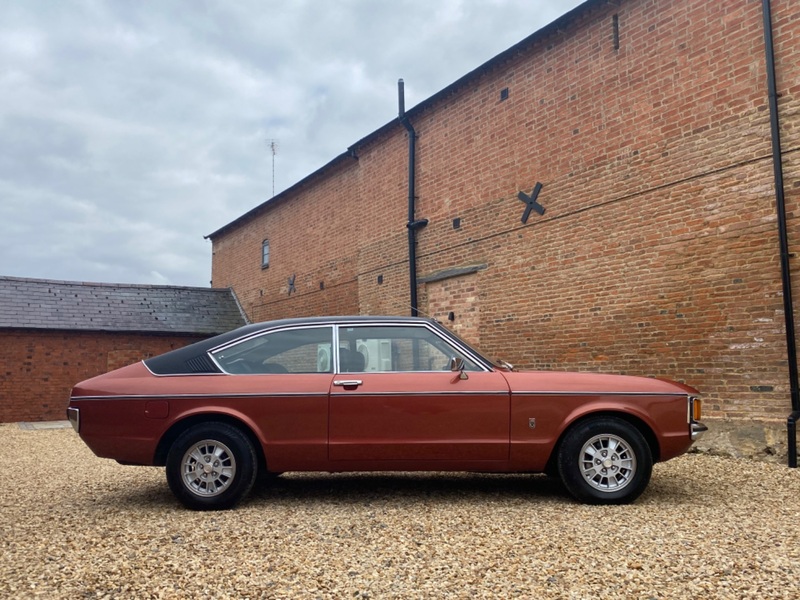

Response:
(693, 418), (797, 464)
(0, 329), (206, 422)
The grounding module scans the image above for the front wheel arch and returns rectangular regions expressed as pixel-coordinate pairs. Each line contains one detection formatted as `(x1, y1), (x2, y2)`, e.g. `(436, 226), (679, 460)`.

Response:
(546, 411), (660, 476)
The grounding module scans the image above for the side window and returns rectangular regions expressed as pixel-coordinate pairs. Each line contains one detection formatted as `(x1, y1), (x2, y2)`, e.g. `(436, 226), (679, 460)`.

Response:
(211, 326), (333, 374)
(337, 325), (481, 373)
(261, 239), (270, 269)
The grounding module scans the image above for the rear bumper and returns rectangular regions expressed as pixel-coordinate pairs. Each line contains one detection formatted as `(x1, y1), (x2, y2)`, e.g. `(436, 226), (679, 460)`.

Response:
(66, 407), (80, 433)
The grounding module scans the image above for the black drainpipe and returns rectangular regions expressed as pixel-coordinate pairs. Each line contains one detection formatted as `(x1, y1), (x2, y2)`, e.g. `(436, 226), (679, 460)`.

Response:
(398, 79), (428, 317)
(761, 0), (800, 467)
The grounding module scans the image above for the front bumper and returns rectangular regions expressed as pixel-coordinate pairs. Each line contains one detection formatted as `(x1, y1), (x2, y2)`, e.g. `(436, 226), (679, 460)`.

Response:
(691, 421), (708, 441)
(688, 396), (707, 441)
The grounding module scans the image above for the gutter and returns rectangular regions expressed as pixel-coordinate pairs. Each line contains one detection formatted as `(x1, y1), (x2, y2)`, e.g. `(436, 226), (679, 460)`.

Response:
(761, 0), (799, 467)
(399, 79), (428, 317)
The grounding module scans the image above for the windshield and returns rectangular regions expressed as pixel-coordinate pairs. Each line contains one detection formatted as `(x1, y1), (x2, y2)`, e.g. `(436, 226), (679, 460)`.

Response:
(431, 323), (510, 370)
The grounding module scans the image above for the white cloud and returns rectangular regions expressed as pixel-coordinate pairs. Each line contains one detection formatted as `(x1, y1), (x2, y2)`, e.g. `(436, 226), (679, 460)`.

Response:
(0, 0), (583, 286)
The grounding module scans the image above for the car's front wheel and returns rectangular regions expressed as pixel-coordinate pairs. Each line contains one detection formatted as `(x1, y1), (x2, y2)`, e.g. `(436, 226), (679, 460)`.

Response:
(557, 417), (652, 505)
(166, 422), (257, 510)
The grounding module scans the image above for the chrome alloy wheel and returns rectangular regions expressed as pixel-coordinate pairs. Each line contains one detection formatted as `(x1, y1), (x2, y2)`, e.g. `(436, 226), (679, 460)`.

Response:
(579, 433), (637, 492)
(181, 439), (237, 497)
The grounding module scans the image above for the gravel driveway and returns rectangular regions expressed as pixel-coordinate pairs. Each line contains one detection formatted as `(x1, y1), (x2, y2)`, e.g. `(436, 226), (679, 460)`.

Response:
(2, 423), (799, 599)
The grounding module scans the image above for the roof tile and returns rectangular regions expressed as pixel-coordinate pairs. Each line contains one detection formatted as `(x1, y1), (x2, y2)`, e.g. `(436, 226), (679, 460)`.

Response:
(0, 276), (248, 335)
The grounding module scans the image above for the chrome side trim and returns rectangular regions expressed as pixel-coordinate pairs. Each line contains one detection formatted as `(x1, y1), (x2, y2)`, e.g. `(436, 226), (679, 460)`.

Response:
(330, 391), (509, 397)
(69, 392), (329, 401)
(72, 390), (687, 401)
(70, 390), (510, 401)
(511, 391), (693, 398)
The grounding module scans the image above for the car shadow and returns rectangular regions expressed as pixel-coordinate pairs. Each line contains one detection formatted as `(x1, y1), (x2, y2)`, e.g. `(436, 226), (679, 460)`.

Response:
(248, 472), (568, 507)
(78, 482), (178, 511)
(85, 472), (569, 511)
(81, 463), (707, 511)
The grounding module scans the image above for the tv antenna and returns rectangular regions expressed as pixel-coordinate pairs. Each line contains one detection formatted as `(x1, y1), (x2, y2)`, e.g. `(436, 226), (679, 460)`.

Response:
(266, 139), (278, 197)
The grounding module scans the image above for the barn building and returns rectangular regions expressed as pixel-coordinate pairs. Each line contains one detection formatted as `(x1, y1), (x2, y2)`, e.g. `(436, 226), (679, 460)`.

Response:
(207, 0), (798, 457)
(0, 277), (247, 423)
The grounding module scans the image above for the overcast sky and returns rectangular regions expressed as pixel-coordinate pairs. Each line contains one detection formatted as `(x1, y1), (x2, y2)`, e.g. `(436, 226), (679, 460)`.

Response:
(1, 0), (583, 288)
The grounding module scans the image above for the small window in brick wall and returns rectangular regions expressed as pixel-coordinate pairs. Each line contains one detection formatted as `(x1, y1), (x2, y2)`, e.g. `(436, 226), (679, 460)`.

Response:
(261, 239), (270, 269)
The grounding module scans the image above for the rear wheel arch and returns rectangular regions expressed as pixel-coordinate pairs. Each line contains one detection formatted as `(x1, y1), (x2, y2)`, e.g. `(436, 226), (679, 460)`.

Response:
(154, 414), (267, 476)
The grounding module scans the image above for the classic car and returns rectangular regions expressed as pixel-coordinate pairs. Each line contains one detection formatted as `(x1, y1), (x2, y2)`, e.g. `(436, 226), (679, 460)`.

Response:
(67, 316), (706, 510)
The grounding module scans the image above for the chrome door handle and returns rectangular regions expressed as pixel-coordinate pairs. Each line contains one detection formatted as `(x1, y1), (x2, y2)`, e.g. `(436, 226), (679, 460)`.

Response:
(333, 379), (363, 387)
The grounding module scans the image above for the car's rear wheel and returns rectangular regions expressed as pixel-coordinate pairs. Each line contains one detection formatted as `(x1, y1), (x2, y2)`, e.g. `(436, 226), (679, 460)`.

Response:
(557, 417), (652, 505)
(166, 422), (257, 510)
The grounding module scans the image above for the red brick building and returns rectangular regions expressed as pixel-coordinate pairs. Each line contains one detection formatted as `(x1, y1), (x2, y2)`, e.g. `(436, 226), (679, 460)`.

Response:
(0, 277), (247, 422)
(208, 0), (799, 441)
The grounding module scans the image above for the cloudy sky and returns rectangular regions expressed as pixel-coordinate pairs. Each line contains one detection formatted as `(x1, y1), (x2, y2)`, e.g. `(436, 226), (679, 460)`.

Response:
(1, 0), (583, 288)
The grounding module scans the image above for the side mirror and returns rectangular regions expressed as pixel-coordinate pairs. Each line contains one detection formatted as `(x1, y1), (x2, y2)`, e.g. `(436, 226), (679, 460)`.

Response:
(449, 356), (468, 380)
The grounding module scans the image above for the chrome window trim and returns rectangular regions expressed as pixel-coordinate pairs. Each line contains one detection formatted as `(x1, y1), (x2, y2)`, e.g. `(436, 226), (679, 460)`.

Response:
(141, 360), (229, 378)
(208, 324), (335, 375)
(333, 321), (492, 373)
(204, 319), (493, 375)
(333, 324), (342, 374)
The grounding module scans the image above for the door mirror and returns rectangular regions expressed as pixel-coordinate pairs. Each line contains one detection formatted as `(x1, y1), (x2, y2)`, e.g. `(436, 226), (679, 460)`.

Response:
(449, 356), (468, 380)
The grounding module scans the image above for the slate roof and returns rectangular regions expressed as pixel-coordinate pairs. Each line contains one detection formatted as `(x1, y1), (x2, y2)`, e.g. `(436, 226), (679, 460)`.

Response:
(0, 276), (248, 335)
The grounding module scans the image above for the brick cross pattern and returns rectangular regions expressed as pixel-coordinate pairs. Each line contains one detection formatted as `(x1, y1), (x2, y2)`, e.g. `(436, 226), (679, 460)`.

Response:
(518, 182), (545, 223)
(287, 274), (296, 296)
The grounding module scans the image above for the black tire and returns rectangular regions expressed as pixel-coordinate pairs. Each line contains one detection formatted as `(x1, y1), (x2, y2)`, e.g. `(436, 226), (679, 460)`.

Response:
(557, 417), (652, 505)
(166, 422), (257, 510)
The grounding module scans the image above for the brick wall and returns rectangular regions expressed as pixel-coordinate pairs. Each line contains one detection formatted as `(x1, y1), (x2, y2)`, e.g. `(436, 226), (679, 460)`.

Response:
(0, 330), (206, 422)
(211, 0), (799, 421)
(426, 273), (483, 346)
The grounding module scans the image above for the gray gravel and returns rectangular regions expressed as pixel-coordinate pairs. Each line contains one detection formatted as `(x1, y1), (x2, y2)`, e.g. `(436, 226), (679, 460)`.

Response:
(2, 423), (800, 599)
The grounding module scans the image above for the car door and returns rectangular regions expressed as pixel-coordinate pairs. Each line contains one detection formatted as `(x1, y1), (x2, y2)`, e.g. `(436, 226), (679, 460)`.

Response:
(328, 323), (511, 464)
(209, 325), (336, 470)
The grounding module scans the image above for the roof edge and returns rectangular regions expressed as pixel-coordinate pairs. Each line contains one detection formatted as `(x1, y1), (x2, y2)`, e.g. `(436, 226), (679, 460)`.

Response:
(0, 325), (222, 336)
(205, 0), (597, 242)
(205, 151), (356, 240)
(0, 274), (225, 293)
(227, 286), (251, 325)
